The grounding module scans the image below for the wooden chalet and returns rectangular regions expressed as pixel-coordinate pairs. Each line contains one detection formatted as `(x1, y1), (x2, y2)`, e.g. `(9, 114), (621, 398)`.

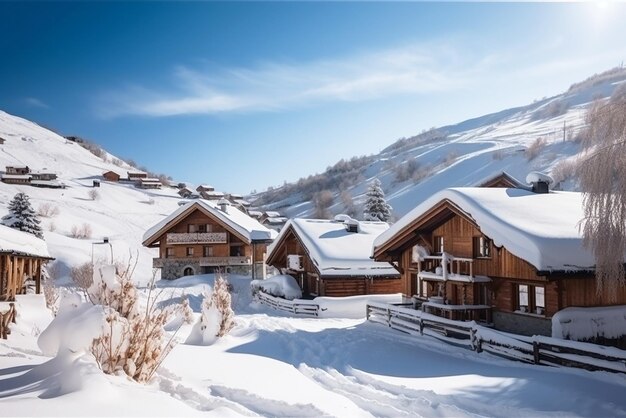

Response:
(103, 170), (121, 182)
(199, 190), (225, 200)
(6, 166), (30, 175)
(143, 199), (276, 280)
(477, 171), (525, 188)
(127, 171), (148, 181)
(0, 137), (5, 145)
(266, 217), (401, 297)
(30, 172), (63, 188)
(178, 187), (194, 198)
(0, 225), (53, 301)
(196, 184), (215, 193)
(373, 180), (626, 337)
(137, 177), (162, 189)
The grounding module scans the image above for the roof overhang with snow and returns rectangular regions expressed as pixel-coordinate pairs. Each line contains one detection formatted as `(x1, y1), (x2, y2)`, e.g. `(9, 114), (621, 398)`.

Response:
(0, 225), (53, 259)
(142, 200), (277, 248)
(267, 218), (400, 278)
(373, 187), (598, 273)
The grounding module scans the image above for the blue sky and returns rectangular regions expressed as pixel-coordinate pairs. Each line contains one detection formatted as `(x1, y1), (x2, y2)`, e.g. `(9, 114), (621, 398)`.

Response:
(1, 2), (625, 194)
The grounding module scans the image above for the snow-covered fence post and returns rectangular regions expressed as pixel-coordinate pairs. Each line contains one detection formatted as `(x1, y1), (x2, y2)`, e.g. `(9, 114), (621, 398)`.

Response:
(386, 307), (391, 327)
(533, 340), (540, 364)
(419, 318), (424, 336)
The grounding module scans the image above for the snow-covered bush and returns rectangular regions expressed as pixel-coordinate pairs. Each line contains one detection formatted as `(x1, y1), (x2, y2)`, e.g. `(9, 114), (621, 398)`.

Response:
(88, 189), (100, 201)
(186, 275), (235, 345)
(71, 262), (93, 298)
(250, 275), (302, 300)
(1, 192), (43, 238)
(525, 137), (547, 161)
(37, 202), (60, 218)
(70, 223), (93, 239)
(40, 264), (181, 383)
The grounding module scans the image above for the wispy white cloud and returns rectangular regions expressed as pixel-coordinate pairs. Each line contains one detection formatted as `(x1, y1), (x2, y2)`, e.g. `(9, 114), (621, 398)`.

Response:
(95, 42), (481, 118)
(23, 97), (49, 109)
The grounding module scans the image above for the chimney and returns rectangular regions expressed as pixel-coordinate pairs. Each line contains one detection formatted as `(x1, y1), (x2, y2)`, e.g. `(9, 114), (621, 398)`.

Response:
(333, 214), (360, 233)
(217, 198), (230, 213)
(526, 171), (553, 194)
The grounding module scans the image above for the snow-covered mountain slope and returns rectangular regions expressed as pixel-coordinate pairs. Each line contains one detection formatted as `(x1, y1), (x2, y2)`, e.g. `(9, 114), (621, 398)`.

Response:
(0, 110), (182, 282)
(253, 68), (626, 220)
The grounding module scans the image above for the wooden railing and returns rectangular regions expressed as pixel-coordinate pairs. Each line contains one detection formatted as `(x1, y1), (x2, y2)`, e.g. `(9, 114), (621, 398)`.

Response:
(418, 253), (487, 283)
(153, 256), (251, 268)
(0, 302), (17, 339)
(166, 232), (228, 244)
(256, 291), (319, 317)
(367, 302), (626, 374)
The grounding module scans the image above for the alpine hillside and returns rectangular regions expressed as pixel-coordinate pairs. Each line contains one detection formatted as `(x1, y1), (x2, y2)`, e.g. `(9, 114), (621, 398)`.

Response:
(251, 67), (626, 220)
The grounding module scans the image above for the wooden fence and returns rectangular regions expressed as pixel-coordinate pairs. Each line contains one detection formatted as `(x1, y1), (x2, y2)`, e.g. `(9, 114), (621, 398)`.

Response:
(256, 291), (319, 317)
(367, 301), (626, 374)
(0, 302), (17, 339)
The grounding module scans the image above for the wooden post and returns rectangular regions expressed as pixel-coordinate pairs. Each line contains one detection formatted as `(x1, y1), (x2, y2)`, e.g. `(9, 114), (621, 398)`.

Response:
(35, 260), (41, 294)
(18, 258), (25, 294)
(533, 340), (540, 364)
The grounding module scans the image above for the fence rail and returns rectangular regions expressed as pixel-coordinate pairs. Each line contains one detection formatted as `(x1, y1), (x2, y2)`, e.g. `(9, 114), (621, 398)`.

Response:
(0, 302), (17, 339)
(367, 302), (626, 374)
(256, 291), (319, 317)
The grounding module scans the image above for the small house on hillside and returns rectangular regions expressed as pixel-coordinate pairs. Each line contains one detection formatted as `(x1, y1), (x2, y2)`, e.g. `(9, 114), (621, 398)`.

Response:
(178, 187), (194, 198)
(1, 174), (31, 185)
(143, 200), (276, 280)
(196, 185), (214, 193)
(248, 210), (263, 220)
(372, 175), (626, 340)
(266, 216), (401, 297)
(127, 171), (147, 181)
(0, 137), (5, 144)
(138, 177), (162, 189)
(30, 172), (63, 189)
(199, 190), (225, 200)
(259, 211), (282, 224)
(261, 216), (288, 232)
(477, 171), (525, 188)
(5, 166), (29, 175)
(0, 225), (54, 300)
(103, 171), (121, 182)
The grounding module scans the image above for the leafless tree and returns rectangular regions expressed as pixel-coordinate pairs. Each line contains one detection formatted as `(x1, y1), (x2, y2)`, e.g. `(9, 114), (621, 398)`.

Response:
(579, 97), (626, 300)
(312, 190), (334, 219)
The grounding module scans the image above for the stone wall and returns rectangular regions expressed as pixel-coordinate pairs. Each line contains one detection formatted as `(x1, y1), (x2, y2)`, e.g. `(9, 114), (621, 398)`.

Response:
(161, 260), (201, 280)
(493, 311), (552, 336)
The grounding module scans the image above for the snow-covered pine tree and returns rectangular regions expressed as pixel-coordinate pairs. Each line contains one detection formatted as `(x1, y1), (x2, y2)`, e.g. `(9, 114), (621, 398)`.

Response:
(2, 192), (43, 238)
(363, 178), (392, 222)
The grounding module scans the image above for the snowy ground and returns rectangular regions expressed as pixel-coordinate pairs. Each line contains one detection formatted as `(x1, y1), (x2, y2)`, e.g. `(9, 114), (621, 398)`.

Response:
(2, 274), (626, 417)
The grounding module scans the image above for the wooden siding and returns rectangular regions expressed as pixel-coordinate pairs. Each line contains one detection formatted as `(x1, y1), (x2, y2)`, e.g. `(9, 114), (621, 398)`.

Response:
(0, 254), (45, 301)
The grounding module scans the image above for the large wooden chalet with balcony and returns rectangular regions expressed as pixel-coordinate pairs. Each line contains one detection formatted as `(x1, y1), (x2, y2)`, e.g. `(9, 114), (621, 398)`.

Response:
(143, 199), (276, 280)
(373, 174), (626, 337)
(266, 216), (400, 297)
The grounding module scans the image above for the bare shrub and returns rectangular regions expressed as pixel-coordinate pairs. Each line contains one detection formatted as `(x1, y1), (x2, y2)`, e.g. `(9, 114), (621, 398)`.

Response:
(213, 275), (235, 337)
(43, 278), (60, 315)
(394, 158), (420, 183)
(112, 158), (124, 167)
(88, 189), (100, 201)
(145, 198), (155, 205)
(312, 190), (334, 219)
(70, 223), (93, 239)
(48, 221), (56, 232)
(89, 268), (181, 383)
(551, 159), (578, 185)
(340, 190), (357, 218)
(525, 137), (547, 161)
(443, 150), (459, 167)
(492, 149), (505, 160)
(71, 262), (94, 298)
(38, 203), (60, 218)
(411, 165), (433, 183)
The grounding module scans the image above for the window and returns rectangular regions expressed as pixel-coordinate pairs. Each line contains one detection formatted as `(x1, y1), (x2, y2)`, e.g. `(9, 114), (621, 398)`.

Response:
(188, 224), (197, 233)
(518, 285), (529, 311)
(166, 247), (174, 258)
(198, 224), (207, 233)
(433, 236), (444, 254)
(516, 284), (545, 315)
(186, 247), (194, 257)
(203, 246), (213, 257)
(473, 236), (492, 258)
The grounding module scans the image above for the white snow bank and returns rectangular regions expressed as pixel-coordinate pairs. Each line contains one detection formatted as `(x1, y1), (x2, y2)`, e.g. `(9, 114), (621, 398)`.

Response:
(0, 223), (50, 258)
(315, 293), (403, 319)
(251, 275), (302, 300)
(552, 305), (626, 341)
(185, 287), (221, 346)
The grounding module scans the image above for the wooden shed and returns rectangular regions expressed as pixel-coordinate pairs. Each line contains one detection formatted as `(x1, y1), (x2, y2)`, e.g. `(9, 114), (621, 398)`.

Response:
(103, 171), (121, 182)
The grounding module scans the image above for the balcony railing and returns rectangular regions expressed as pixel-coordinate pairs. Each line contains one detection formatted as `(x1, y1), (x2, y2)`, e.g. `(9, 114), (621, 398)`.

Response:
(417, 253), (490, 283)
(166, 232), (227, 244)
(153, 256), (251, 268)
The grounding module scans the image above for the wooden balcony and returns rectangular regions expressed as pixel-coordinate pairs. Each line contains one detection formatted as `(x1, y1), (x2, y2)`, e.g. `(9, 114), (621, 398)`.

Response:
(417, 253), (490, 283)
(421, 298), (492, 323)
(153, 256), (251, 268)
(165, 232), (227, 245)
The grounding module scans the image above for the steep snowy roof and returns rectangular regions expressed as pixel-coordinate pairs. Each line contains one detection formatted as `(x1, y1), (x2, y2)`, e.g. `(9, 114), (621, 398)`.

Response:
(374, 187), (599, 272)
(269, 218), (399, 277)
(0, 224), (51, 258)
(143, 200), (277, 245)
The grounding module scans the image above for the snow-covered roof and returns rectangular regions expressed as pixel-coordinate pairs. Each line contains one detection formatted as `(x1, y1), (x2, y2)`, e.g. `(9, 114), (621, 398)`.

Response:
(248, 210), (263, 217)
(201, 190), (224, 197)
(1, 174), (31, 180)
(143, 200), (277, 245)
(0, 224), (51, 258)
(374, 187), (600, 272)
(139, 177), (161, 183)
(264, 217), (288, 225)
(197, 184), (214, 190)
(264, 211), (281, 218)
(268, 218), (400, 277)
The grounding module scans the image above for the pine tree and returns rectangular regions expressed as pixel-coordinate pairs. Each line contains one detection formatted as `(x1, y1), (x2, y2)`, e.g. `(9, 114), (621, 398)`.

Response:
(363, 178), (392, 222)
(2, 192), (43, 238)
